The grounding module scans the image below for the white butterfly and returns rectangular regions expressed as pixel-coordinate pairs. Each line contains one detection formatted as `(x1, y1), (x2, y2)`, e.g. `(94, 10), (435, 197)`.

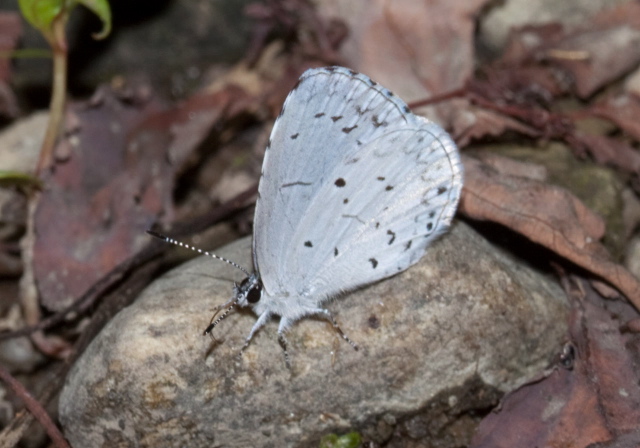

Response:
(150, 66), (462, 366)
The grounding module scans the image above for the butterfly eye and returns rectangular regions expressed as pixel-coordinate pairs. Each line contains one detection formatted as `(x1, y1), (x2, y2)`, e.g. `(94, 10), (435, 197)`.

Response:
(247, 283), (262, 303)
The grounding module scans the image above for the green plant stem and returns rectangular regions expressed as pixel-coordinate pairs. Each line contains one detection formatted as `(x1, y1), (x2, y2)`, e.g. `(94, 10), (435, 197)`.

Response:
(36, 17), (67, 175)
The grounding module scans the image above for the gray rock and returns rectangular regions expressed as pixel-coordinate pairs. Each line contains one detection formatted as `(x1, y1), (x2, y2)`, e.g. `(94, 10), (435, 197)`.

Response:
(59, 222), (568, 447)
(478, 0), (629, 55)
(0, 111), (46, 174)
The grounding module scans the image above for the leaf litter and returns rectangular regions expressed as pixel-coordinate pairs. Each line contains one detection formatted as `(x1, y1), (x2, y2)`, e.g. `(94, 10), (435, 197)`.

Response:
(2, 0), (640, 447)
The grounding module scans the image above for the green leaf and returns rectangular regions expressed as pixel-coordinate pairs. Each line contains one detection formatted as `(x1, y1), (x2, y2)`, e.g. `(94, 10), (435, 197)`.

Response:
(18, 0), (64, 34)
(319, 432), (362, 448)
(19, 0), (111, 40)
(77, 0), (112, 39)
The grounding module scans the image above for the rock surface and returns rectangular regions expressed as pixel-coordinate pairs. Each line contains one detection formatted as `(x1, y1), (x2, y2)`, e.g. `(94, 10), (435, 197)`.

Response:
(59, 222), (568, 447)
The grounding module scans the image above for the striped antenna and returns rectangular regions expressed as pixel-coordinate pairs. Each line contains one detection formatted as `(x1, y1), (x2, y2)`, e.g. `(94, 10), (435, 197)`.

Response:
(203, 302), (236, 336)
(146, 230), (251, 277)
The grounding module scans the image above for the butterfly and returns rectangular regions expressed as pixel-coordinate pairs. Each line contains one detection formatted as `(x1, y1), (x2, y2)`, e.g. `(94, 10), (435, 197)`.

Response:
(149, 66), (462, 367)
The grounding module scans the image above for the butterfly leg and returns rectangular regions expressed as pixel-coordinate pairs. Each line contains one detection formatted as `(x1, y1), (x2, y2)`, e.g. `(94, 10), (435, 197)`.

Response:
(277, 332), (291, 369)
(312, 308), (359, 351)
(275, 317), (295, 368)
(239, 311), (270, 357)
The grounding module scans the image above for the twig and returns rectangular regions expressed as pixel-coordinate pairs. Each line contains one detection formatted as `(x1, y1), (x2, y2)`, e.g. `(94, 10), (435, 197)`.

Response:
(0, 365), (70, 448)
(408, 87), (467, 109)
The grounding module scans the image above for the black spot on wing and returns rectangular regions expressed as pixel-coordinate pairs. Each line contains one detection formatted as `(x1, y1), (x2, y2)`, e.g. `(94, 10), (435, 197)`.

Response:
(342, 125), (358, 134)
(369, 258), (378, 268)
(290, 133), (299, 140)
(429, 211), (435, 218)
(331, 115), (343, 122)
(315, 112), (325, 118)
(385, 185), (394, 191)
(404, 240), (412, 251)
(335, 178), (346, 187)
(334, 247), (339, 257)
(402, 105), (410, 114)
(347, 69), (358, 76)
(377, 176), (385, 181)
(372, 115), (387, 128)
(304, 241), (313, 247)
(437, 186), (447, 195)
(387, 230), (396, 245)
(426, 222), (433, 231)
(343, 198), (349, 204)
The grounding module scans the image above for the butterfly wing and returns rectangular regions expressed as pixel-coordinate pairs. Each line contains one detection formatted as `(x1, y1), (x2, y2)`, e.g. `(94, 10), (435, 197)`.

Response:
(253, 67), (462, 302)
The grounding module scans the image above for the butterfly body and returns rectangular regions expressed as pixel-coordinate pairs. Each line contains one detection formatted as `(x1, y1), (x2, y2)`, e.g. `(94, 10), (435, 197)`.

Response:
(223, 67), (461, 362)
(151, 66), (462, 366)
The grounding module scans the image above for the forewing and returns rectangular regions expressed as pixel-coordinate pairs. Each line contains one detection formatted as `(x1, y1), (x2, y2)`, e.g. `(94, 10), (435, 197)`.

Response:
(253, 67), (462, 300)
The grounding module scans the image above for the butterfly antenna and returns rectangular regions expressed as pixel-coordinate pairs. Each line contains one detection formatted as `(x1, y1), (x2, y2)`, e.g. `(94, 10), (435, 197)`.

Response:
(203, 302), (236, 336)
(146, 230), (251, 276)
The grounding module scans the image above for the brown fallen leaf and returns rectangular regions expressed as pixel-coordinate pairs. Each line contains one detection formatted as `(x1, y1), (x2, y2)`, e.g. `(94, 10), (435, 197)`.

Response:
(33, 83), (252, 311)
(446, 99), (540, 148)
(466, 3), (640, 131)
(33, 88), (166, 311)
(510, 2), (640, 99)
(148, 84), (253, 175)
(483, 23), (569, 105)
(553, 1), (640, 99)
(316, 0), (487, 105)
(471, 281), (640, 447)
(549, 29), (640, 99)
(459, 155), (640, 310)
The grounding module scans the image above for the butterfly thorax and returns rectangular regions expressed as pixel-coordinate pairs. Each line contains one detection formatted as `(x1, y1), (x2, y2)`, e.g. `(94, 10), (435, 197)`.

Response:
(237, 277), (321, 326)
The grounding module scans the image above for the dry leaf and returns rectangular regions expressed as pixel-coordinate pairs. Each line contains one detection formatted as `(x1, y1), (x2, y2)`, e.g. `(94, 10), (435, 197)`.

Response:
(33, 84), (252, 311)
(460, 155), (640, 309)
(471, 284), (640, 447)
(317, 0), (487, 103)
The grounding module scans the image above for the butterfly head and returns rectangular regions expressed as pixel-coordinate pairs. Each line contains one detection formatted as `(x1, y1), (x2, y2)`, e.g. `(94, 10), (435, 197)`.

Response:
(233, 273), (263, 309)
